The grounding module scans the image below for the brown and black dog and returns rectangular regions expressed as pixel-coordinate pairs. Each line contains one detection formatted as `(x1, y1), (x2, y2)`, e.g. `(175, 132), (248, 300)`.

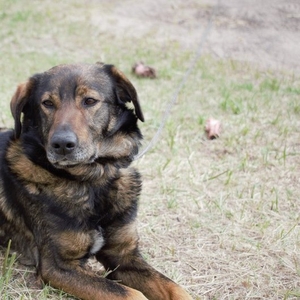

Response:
(0, 63), (192, 300)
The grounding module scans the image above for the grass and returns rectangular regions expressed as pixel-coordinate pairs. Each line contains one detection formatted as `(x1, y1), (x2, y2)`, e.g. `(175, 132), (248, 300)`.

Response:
(1, 0), (300, 299)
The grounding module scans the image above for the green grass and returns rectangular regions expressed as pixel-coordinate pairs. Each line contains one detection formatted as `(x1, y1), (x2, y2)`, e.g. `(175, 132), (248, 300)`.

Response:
(1, 0), (300, 299)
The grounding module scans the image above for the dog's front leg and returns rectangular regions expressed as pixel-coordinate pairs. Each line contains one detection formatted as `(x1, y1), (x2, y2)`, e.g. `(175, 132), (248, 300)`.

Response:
(39, 255), (148, 300)
(96, 222), (193, 300)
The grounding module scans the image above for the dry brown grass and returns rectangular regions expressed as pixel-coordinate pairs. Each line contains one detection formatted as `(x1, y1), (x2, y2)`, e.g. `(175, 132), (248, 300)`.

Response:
(1, 1), (300, 299)
(136, 58), (300, 299)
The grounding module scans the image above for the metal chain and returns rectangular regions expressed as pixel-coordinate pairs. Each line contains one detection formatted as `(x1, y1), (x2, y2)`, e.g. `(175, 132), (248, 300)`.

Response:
(134, 0), (220, 160)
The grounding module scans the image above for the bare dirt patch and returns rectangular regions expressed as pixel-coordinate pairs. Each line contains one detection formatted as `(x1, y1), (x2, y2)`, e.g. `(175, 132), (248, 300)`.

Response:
(92, 0), (300, 74)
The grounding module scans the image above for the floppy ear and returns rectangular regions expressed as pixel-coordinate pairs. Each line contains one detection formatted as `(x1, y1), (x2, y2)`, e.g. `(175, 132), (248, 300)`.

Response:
(109, 65), (145, 122)
(10, 80), (34, 139)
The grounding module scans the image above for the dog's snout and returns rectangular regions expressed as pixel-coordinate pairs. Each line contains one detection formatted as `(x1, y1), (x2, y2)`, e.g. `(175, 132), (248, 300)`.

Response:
(50, 130), (78, 155)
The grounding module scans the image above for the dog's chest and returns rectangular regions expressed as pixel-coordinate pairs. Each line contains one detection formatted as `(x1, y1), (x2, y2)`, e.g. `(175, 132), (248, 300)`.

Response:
(27, 180), (108, 250)
(47, 183), (108, 256)
(26, 177), (104, 215)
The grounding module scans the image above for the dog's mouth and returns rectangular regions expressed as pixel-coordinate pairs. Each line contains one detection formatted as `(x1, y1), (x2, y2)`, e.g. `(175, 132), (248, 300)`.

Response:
(53, 159), (80, 168)
(49, 155), (98, 169)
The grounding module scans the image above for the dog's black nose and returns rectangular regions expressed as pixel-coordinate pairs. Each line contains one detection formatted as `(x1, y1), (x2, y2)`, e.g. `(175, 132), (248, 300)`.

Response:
(50, 130), (78, 155)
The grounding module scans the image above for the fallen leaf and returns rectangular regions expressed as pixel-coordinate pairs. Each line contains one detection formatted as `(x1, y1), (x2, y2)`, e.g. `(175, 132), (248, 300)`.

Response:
(205, 118), (221, 139)
(132, 62), (156, 79)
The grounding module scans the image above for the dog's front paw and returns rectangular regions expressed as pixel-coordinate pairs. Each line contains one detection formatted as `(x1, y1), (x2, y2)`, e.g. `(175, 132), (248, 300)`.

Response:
(127, 288), (149, 300)
(167, 285), (194, 300)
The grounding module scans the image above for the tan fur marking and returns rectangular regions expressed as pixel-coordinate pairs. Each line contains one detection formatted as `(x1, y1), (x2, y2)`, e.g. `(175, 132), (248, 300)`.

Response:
(97, 132), (140, 159)
(107, 115), (117, 133)
(10, 81), (30, 120)
(48, 101), (91, 149)
(140, 279), (193, 300)
(105, 222), (138, 258)
(0, 180), (12, 220)
(7, 141), (56, 185)
(106, 168), (141, 215)
(57, 231), (93, 259)
(76, 86), (104, 101)
(6, 141), (101, 206)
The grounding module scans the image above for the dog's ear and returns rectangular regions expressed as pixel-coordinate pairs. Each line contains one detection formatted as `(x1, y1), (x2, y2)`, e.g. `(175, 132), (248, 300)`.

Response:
(10, 79), (34, 139)
(107, 65), (144, 122)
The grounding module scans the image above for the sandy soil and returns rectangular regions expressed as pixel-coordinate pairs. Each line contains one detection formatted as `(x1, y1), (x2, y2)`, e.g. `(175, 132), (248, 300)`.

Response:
(92, 0), (300, 74)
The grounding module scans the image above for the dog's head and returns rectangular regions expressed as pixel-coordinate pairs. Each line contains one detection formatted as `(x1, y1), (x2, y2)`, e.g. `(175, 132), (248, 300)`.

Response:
(10, 63), (144, 169)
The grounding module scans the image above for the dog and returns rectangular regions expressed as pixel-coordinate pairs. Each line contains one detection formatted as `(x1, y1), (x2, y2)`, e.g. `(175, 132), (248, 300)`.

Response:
(0, 63), (192, 300)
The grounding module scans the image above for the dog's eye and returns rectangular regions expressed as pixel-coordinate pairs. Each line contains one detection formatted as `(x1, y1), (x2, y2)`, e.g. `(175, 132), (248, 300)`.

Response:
(42, 100), (54, 108)
(83, 98), (98, 107)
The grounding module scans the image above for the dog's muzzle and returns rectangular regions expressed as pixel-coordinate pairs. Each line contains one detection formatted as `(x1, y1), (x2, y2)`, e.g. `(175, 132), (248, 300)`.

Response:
(47, 129), (81, 166)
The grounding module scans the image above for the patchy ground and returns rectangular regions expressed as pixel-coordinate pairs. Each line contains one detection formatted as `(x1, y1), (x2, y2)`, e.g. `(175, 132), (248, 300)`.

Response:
(93, 0), (300, 74)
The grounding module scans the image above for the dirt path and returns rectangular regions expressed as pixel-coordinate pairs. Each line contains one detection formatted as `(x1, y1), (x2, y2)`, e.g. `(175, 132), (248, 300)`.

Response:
(95, 0), (300, 74)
